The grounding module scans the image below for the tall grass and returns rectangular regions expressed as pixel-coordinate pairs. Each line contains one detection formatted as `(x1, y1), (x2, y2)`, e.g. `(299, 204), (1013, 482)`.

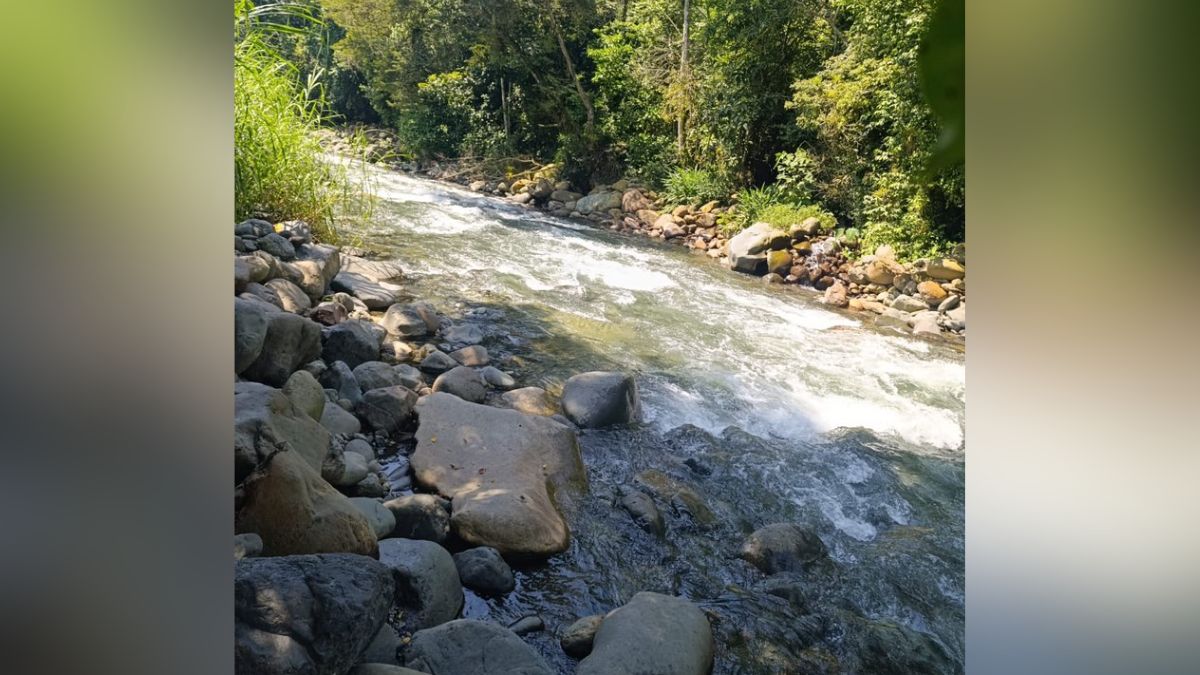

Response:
(234, 1), (368, 242)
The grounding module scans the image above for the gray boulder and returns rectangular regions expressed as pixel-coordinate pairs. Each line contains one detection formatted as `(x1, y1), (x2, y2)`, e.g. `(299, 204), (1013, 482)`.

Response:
(402, 620), (552, 675)
(242, 312), (322, 386)
(431, 366), (487, 403)
(418, 349), (457, 375)
(560, 371), (640, 428)
(320, 402), (362, 436)
(234, 533), (263, 560)
(382, 304), (430, 339)
(322, 320), (383, 369)
(377, 538), (463, 632)
(234, 381), (330, 482)
(354, 361), (404, 391)
(340, 255), (404, 283)
(727, 222), (784, 275)
(236, 218), (274, 237)
(890, 294), (929, 313)
(442, 323), (484, 346)
(257, 232), (296, 260)
(332, 271), (398, 310)
(452, 547), (515, 595)
(235, 553), (392, 675)
(319, 361), (363, 407)
(577, 592), (713, 675)
(480, 366), (517, 390)
(328, 451), (370, 487)
(448, 345), (489, 366)
(560, 614), (604, 659)
(356, 385), (419, 433)
(383, 494), (450, 543)
(356, 623), (403, 667)
(501, 387), (557, 416)
(282, 369), (324, 421)
(268, 273), (315, 312)
(311, 301), (349, 326)
(411, 393), (585, 558)
(740, 523), (827, 574)
(576, 191), (622, 215)
(394, 364), (424, 390)
(235, 297), (270, 375)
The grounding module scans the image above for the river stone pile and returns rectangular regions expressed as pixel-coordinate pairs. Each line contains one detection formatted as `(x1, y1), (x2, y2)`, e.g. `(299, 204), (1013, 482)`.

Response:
(234, 217), (673, 673)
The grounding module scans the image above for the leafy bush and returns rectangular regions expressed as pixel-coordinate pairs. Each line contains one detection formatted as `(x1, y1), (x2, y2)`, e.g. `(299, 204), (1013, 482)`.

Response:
(661, 168), (729, 205)
(756, 203), (836, 232)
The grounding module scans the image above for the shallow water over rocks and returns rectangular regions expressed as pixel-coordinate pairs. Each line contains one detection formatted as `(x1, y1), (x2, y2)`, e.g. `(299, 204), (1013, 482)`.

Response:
(341, 163), (965, 674)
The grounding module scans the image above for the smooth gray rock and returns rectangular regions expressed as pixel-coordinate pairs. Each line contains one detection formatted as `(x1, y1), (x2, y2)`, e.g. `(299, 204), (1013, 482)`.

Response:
(394, 364), (424, 390)
(257, 232), (296, 259)
(242, 313), (322, 387)
(377, 538), (463, 632)
(509, 615), (543, 635)
(418, 349), (457, 375)
(431, 366), (486, 403)
(331, 451), (370, 487)
(560, 371), (640, 428)
(382, 304), (430, 339)
(344, 438), (375, 461)
(577, 592), (713, 675)
(319, 361), (363, 407)
(411, 393), (585, 558)
(356, 622), (403, 667)
(320, 396), (362, 435)
(452, 547), (515, 595)
(384, 494), (450, 543)
(442, 323), (484, 346)
(576, 191), (622, 214)
(356, 386), (418, 433)
(740, 523), (827, 574)
(617, 487), (665, 536)
(340, 255), (405, 283)
(480, 366), (517, 390)
(448, 345), (489, 366)
(560, 614), (604, 658)
(236, 218), (274, 237)
(350, 498), (398, 539)
(890, 294), (929, 313)
(402, 620), (552, 675)
(501, 387), (557, 416)
(234, 381), (331, 482)
(354, 361), (403, 391)
(323, 320), (383, 370)
(728, 222), (783, 275)
(265, 277), (312, 313)
(332, 271), (398, 310)
(235, 297), (270, 375)
(235, 553), (392, 675)
(282, 369), (325, 421)
(311, 301), (349, 326)
(234, 533), (263, 560)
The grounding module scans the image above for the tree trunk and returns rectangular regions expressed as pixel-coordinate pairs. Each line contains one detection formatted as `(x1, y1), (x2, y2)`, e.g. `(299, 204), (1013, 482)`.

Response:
(554, 22), (595, 137)
(677, 0), (691, 159)
(500, 77), (510, 140)
(622, 0), (629, 22)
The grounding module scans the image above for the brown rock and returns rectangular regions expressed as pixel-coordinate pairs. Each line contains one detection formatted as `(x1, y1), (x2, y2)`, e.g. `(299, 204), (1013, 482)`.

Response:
(823, 281), (849, 308)
(917, 280), (948, 306)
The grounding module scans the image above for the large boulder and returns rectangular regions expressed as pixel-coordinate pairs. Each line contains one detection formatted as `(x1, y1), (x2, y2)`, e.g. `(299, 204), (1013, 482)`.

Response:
(322, 320), (383, 369)
(296, 243), (342, 287)
(340, 254), (404, 283)
(577, 592), (713, 675)
(319, 360), (363, 407)
(501, 387), (557, 417)
(234, 381), (330, 482)
(728, 222), (785, 275)
(258, 232), (296, 260)
(320, 401), (362, 436)
(452, 547), (515, 595)
(431, 366), (486, 403)
(411, 393), (585, 558)
(332, 271), (399, 310)
(356, 385), (419, 433)
(235, 553), (393, 675)
(576, 191), (623, 215)
(382, 304), (431, 339)
(282, 370), (325, 421)
(350, 498), (397, 539)
(353, 361), (404, 391)
(242, 312), (322, 387)
(864, 257), (903, 286)
(739, 523), (827, 574)
(265, 277), (312, 314)
(528, 178), (553, 200)
(377, 538), (463, 632)
(235, 297), (270, 375)
(621, 188), (651, 212)
(918, 257), (966, 281)
(402, 620), (553, 675)
(384, 494), (451, 543)
(235, 451), (378, 557)
(560, 371), (640, 428)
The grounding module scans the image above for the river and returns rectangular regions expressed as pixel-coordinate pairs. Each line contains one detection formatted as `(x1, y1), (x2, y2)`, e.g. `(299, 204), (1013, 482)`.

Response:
(341, 164), (965, 674)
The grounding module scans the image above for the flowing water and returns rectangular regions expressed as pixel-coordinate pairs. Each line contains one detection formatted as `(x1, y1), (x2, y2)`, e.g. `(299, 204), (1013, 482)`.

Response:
(342, 164), (965, 674)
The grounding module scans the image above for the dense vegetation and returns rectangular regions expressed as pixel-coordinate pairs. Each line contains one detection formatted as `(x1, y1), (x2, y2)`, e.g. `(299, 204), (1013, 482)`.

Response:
(240, 0), (962, 260)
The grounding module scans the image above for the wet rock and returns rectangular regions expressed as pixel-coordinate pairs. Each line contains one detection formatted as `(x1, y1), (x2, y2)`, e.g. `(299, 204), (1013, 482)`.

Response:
(356, 385), (419, 433)
(617, 486), (665, 536)
(242, 312), (323, 387)
(561, 371), (640, 428)
(402, 620), (553, 675)
(384, 494), (450, 543)
(766, 249), (792, 276)
(235, 297), (270, 375)
(875, 309), (912, 331)
(411, 393), (585, 558)
(501, 387), (557, 416)
(322, 320), (383, 370)
(350, 497), (397, 539)
(332, 271), (398, 310)
(353, 361), (404, 391)
(853, 618), (957, 675)
(509, 615), (544, 635)
(431, 366), (487, 403)
(452, 546), (515, 595)
(419, 349), (458, 375)
(235, 381), (331, 481)
(740, 523), (827, 574)
(236, 451), (378, 557)
(377, 538), (463, 632)
(634, 470), (716, 527)
(577, 592), (713, 675)
(480, 366), (517, 390)
(448, 345), (489, 366)
(234, 533), (262, 560)
(235, 553), (392, 675)
(442, 323), (484, 346)
(560, 614), (604, 658)
(282, 370), (324, 421)
(763, 273), (784, 284)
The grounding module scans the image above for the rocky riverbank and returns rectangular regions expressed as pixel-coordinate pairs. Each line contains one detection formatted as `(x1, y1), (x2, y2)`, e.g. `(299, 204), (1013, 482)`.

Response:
(234, 220), (724, 674)
(322, 128), (967, 340)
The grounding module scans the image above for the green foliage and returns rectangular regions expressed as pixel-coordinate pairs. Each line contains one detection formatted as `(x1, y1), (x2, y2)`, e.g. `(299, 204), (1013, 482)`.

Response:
(661, 168), (729, 205)
(757, 203), (836, 232)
